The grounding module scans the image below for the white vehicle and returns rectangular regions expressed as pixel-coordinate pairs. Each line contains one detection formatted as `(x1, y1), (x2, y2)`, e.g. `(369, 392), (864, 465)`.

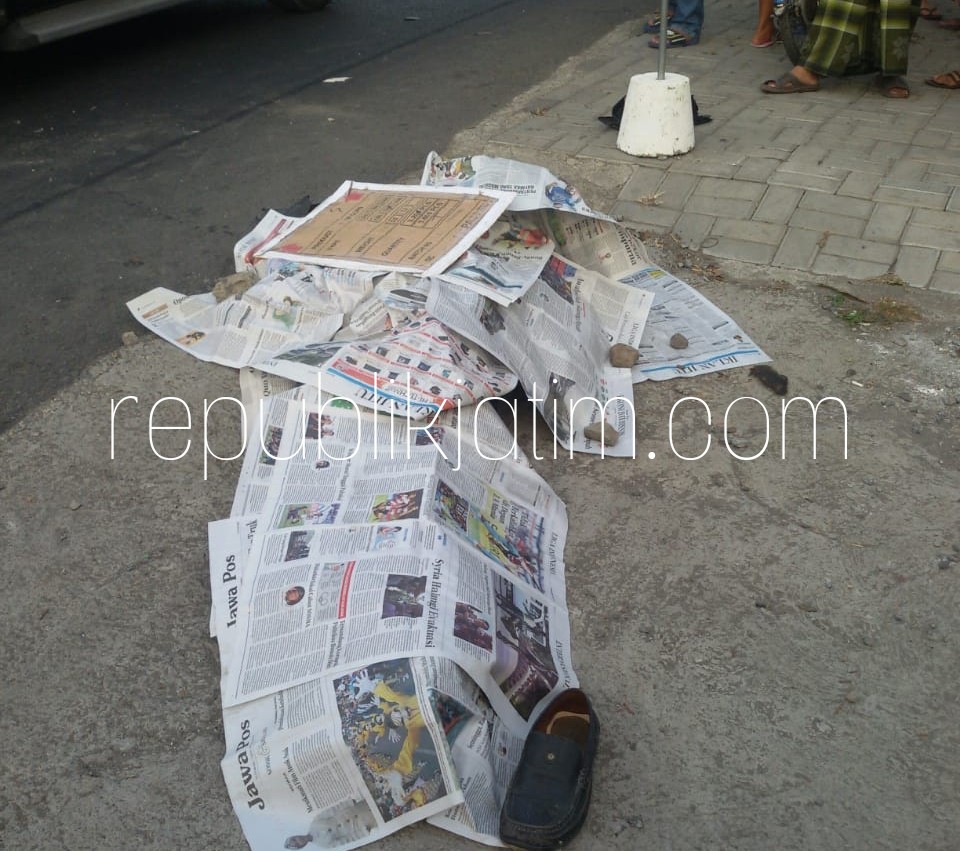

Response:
(0, 0), (330, 50)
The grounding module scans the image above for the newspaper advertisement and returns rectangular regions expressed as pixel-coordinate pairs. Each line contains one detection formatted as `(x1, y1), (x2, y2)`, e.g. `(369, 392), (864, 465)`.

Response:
(625, 265), (771, 380)
(438, 211), (555, 306)
(260, 315), (518, 420)
(428, 261), (637, 457)
(421, 151), (615, 222)
(257, 181), (514, 277)
(127, 267), (345, 369)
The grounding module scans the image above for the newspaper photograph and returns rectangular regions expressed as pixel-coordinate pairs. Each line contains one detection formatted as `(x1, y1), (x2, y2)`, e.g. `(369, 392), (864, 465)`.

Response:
(421, 151), (615, 222)
(257, 181), (514, 277)
(221, 656), (463, 851)
(438, 211), (555, 306)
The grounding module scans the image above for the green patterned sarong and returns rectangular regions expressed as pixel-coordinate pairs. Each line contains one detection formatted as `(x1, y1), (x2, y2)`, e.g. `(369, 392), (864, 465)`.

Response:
(803, 0), (919, 77)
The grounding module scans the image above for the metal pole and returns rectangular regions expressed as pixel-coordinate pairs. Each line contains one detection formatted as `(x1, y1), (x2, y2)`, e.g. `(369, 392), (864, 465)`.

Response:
(657, 0), (669, 80)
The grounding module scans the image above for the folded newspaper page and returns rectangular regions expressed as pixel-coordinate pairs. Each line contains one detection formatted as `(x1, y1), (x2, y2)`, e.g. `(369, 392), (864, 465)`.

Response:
(626, 265), (770, 380)
(256, 182), (514, 277)
(421, 151), (615, 222)
(428, 258), (639, 457)
(437, 211), (555, 306)
(126, 266), (353, 369)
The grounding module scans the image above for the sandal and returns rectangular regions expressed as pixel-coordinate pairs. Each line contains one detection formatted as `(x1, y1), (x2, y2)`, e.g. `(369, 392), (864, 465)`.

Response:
(642, 10), (674, 33)
(919, 5), (943, 18)
(648, 28), (699, 48)
(936, 18), (960, 28)
(876, 74), (910, 98)
(925, 70), (960, 89)
(761, 70), (820, 93)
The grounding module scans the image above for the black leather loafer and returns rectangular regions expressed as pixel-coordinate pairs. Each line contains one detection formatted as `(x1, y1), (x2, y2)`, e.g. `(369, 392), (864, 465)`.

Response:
(499, 688), (599, 850)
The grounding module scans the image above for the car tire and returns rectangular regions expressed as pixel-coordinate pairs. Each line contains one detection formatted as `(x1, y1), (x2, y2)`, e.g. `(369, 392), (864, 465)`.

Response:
(269, 0), (330, 12)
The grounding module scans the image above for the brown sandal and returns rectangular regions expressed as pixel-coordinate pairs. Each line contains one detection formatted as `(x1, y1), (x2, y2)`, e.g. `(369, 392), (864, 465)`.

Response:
(762, 71), (820, 93)
(925, 70), (960, 89)
(877, 75), (910, 98)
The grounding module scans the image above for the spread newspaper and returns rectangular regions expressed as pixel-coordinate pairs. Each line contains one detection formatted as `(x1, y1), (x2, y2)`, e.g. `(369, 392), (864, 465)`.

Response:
(211, 388), (575, 850)
(120, 153), (773, 851)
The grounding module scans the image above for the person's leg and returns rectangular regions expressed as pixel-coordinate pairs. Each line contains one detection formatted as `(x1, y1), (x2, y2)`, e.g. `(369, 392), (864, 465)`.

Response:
(876, 0), (918, 76)
(653, 0), (704, 40)
(752, 0), (777, 44)
(802, 0), (869, 76)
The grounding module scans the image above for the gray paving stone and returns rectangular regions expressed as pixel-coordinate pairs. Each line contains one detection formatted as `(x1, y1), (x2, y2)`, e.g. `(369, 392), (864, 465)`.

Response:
(823, 153), (888, 175)
(902, 224), (960, 252)
(611, 200), (680, 229)
(668, 157), (741, 179)
(694, 176), (767, 202)
(837, 172), (882, 199)
(949, 188), (960, 213)
(798, 193), (874, 219)
(863, 204), (912, 243)
(812, 253), (891, 279)
(874, 185), (949, 210)
(657, 173), (701, 208)
(702, 237), (778, 265)
(870, 141), (909, 160)
(789, 208), (865, 239)
(735, 157), (781, 183)
(773, 227), (823, 270)
(753, 185), (803, 225)
(770, 170), (844, 194)
(550, 131), (606, 154)
(821, 235), (898, 265)
(711, 218), (786, 245)
(772, 125), (820, 147)
(673, 212), (716, 250)
(937, 251), (960, 274)
(929, 271), (960, 294)
(910, 128), (951, 149)
(683, 194), (758, 219)
(894, 247), (940, 289)
(576, 143), (650, 165)
(911, 209), (960, 233)
(887, 160), (930, 183)
(617, 166), (666, 202)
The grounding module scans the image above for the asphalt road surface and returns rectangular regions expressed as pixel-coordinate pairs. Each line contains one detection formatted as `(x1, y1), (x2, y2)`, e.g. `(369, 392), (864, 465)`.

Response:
(0, 0), (636, 431)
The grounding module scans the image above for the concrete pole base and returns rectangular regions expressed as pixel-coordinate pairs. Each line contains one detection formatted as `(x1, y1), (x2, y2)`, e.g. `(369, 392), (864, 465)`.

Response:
(616, 72), (695, 158)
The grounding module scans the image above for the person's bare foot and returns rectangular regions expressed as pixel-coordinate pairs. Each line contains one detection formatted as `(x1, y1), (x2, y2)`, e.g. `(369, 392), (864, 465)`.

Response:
(751, 23), (777, 45)
(788, 65), (820, 86)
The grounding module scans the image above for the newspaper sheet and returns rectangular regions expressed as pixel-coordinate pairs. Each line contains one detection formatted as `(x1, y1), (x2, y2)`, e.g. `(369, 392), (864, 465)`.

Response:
(219, 394), (574, 722)
(211, 518), (528, 850)
(421, 151), (615, 222)
(234, 209), (299, 276)
(624, 265), (771, 380)
(428, 258), (638, 457)
(437, 211), (555, 306)
(126, 266), (350, 369)
(257, 182), (514, 277)
(260, 315), (518, 420)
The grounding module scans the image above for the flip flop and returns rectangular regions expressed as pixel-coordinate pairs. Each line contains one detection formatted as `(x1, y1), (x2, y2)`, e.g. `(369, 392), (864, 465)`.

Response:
(648, 28), (699, 48)
(919, 6), (943, 18)
(761, 71), (820, 93)
(925, 70), (960, 89)
(751, 37), (777, 47)
(877, 75), (910, 98)
(642, 11), (674, 33)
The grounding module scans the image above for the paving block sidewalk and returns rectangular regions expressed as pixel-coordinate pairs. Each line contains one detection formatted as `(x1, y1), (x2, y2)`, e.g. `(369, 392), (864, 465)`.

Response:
(486, 0), (960, 293)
